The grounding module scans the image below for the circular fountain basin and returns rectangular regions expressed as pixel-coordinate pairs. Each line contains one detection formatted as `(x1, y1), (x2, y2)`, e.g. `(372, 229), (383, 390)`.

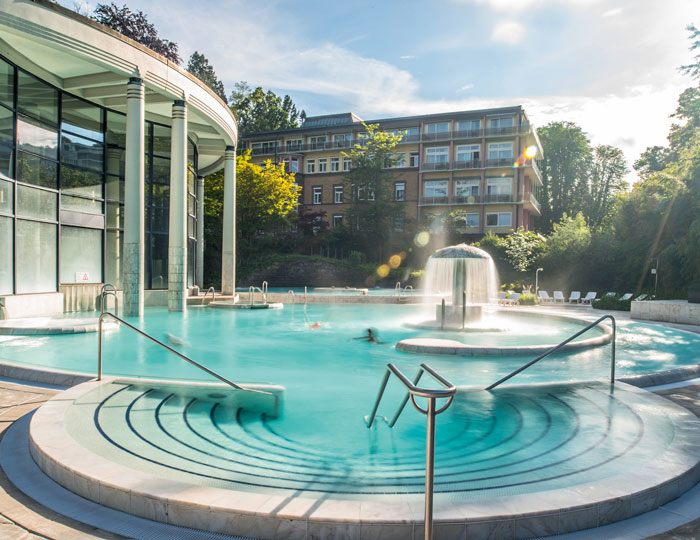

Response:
(29, 377), (700, 539)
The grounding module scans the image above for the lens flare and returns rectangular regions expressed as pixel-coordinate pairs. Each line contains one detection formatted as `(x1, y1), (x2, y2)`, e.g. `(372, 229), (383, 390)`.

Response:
(376, 264), (390, 278)
(525, 145), (538, 159)
(414, 231), (430, 247)
(389, 254), (401, 268)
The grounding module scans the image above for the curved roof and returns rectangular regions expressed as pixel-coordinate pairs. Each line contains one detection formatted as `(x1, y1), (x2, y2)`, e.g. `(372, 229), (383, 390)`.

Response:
(0, 0), (237, 174)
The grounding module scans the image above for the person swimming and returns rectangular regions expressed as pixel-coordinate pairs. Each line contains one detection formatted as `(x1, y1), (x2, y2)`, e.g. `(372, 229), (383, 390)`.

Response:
(353, 328), (382, 343)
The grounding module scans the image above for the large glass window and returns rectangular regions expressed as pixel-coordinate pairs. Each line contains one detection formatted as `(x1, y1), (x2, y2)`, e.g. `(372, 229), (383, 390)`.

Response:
(62, 95), (103, 141)
(455, 179), (479, 202)
(488, 142), (513, 160)
(0, 216), (12, 294)
(60, 226), (102, 283)
(486, 177), (513, 202)
(456, 119), (480, 135)
(425, 147), (449, 163)
(0, 144), (13, 179)
(16, 219), (56, 293)
(17, 151), (57, 188)
(17, 116), (58, 160)
(61, 132), (104, 171)
(424, 180), (448, 202)
(0, 59), (13, 108)
(0, 178), (12, 214)
(0, 106), (13, 146)
(456, 144), (480, 163)
(425, 122), (449, 136)
(17, 184), (57, 220)
(17, 71), (58, 125)
(486, 212), (512, 227)
(60, 165), (103, 199)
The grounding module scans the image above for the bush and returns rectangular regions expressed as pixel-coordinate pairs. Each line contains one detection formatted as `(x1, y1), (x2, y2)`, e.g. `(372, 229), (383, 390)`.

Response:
(348, 250), (364, 265)
(519, 293), (537, 305)
(592, 295), (631, 311)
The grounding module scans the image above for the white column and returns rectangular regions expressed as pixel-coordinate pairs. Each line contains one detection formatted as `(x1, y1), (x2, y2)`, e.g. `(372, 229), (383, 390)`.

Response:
(221, 146), (236, 296)
(123, 77), (145, 317)
(168, 100), (187, 312)
(196, 176), (204, 289)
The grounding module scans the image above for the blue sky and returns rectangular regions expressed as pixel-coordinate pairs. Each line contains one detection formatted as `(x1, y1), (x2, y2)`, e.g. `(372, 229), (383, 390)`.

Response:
(73, 0), (699, 181)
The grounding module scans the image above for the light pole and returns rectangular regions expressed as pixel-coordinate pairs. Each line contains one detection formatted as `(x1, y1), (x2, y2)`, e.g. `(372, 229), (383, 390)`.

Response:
(535, 268), (543, 296)
(651, 257), (659, 296)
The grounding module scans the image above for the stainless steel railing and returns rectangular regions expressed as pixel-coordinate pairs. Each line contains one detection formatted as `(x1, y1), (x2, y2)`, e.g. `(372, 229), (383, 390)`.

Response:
(100, 283), (118, 317)
(365, 363), (456, 540)
(97, 311), (270, 395)
(203, 287), (216, 303)
(486, 314), (616, 390)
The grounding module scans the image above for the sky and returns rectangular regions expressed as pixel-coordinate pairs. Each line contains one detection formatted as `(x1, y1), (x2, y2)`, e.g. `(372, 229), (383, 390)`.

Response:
(72, 0), (700, 182)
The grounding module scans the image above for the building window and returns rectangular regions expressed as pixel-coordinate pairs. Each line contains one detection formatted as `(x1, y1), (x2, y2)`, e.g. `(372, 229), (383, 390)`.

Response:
(465, 213), (479, 227)
(333, 133), (352, 148)
(388, 127), (419, 142)
(394, 152), (406, 167)
(489, 117), (514, 129)
(308, 135), (327, 150)
(355, 184), (374, 201)
(456, 144), (480, 163)
(409, 151), (419, 167)
(331, 157), (339, 172)
(285, 138), (302, 152)
(486, 212), (512, 227)
(487, 142), (513, 159)
(318, 158), (327, 173)
(334, 185), (343, 204)
(291, 157), (299, 172)
(425, 122), (450, 137)
(424, 180), (448, 203)
(306, 159), (315, 174)
(456, 119), (481, 135)
(250, 140), (277, 155)
(312, 185), (322, 204)
(395, 182), (406, 201)
(486, 176), (512, 202)
(455, 179), (479, 202)
(343, 157), (351, 171)
(425, 147), (449, 163)
(394, 215), (405, 232)
(332, 214), (343, 227)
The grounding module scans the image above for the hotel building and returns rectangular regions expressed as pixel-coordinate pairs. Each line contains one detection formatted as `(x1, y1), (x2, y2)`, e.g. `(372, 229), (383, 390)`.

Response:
(242, 107), (543, 239)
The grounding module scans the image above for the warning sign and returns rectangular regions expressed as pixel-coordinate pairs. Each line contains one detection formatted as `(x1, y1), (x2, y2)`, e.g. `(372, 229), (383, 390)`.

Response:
(75, 272), (90, 282)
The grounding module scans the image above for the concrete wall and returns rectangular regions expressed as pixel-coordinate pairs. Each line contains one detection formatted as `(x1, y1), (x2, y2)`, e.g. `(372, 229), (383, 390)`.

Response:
(0, 294), (63, 319)
(631, 300), (700, 326)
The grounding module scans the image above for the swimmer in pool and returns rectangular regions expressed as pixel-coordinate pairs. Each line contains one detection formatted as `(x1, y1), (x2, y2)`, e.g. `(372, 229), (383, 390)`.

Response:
(353, 328), (382, 343)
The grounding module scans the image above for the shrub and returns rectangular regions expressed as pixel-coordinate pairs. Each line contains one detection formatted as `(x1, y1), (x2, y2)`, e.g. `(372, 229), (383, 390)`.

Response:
(348, 250), (364, 265)
(519, 293), (537, 305)
(592, 295), (631, 311)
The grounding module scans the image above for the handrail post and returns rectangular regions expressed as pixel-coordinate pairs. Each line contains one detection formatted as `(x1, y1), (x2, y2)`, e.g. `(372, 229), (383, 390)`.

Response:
(610, 316), (616, 383)
(97, 313), (104, 381)
(462, 290), (466, 329)
(424, 397), (436, 540)
(366, 368), (391, 428)
(440, 299), (445, 330)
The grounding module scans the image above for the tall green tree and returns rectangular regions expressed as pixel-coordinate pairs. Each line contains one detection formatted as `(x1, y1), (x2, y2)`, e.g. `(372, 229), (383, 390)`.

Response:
(187, 52), (227, 103)
(229, 83), (302, 134)
(92, 3), (181, 64)
(536, 121), (592, 229)
(586, 144), (628, 229)
(342, 123), (406, 261)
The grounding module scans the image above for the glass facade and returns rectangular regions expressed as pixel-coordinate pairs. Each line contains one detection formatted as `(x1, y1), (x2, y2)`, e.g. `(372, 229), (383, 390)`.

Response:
(0, 55), (200, 294)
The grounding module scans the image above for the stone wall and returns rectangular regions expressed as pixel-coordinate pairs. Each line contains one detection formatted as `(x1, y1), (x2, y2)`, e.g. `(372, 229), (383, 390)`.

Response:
(242, 258), (373, 288)
(631, 300), (700, 325)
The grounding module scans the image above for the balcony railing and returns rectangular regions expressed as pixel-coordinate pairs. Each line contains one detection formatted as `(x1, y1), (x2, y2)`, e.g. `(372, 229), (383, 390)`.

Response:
(483, 193), (513, 203)
(451, 194), (481, 204)
(453, 128), (483, 139)
(422, 131), (452, 141)
(417, 192), (539, 207)
(527, 191), (541, 213)
(250, 146), (278, 156)
(421, 161), (451, 171)
(485, 158), (514, 168)
(420, 195), (450, 205)
(530, 158), (541, 179)
(453, 159), (481, 170)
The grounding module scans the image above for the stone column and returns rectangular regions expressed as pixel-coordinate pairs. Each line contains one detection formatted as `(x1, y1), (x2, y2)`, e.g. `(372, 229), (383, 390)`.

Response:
(123, 77), (145, 317)
(196, 176), (204, 289)
(221, 146), (236, 296)
(168, 100), (187, 312)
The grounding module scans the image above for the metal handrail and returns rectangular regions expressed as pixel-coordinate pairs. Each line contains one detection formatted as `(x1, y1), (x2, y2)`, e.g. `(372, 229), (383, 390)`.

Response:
(403, 285), (414, 296)
(261, 281), (268, 303)
(287, 290), (295, 303)
(486, 314), (616, 390)
(203, 287), (216, 303)
(100, 283), (118, 317)
(248, 286), (267, 305)
(365, 363), (456, 540)
(394, 281), (401, 297)
(97, 311), (270, 395)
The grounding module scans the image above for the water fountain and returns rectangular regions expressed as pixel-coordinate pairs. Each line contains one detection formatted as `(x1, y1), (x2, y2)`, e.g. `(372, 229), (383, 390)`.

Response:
(422, 244), (499, 327)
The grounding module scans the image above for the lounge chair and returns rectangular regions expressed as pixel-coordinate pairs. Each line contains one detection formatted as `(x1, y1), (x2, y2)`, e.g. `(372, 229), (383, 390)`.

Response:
(619, 293), (633, 301)
(633, 294), (647, 301)
(581, 292), (597, 304)
(496, 292), (508, 305)
(568, 291), (581, 304)
(504, 292), (520, 306)
(604, 292), (617, 297)
(538, 290), (554, 304)
(553, 291), (565, 303)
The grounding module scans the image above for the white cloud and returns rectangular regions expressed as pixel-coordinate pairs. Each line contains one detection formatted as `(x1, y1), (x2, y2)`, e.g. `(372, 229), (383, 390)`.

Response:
(400, 55), (415, 60)
(451, 0), (603, 12)
(601, 7), (622, 18)
(457, 83), (475, 92)
(491, 20), (526, 44)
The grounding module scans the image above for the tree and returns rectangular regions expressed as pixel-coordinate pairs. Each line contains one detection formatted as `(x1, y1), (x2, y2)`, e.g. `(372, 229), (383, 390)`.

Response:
(187, 52), (227, 103)
(536, 122), (592, 230)
(680, 24), (700, 79)
(229, 82), (301, 134)
(634, 145), (671, 180)
(586, 144), (628, 229)
(342, 123), (406, 261)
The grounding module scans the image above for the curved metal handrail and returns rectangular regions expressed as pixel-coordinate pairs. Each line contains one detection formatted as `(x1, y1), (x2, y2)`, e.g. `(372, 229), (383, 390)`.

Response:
(100, 283), (118, 317)
(394, 281), (402, 297)
(203, 287), (216, 303)
(97, 312), (270, 395)
(486, 314), (616, 390)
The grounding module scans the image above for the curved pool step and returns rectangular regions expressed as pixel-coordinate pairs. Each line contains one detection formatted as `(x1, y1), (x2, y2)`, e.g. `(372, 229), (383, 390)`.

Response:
(30, 379), (700, 539)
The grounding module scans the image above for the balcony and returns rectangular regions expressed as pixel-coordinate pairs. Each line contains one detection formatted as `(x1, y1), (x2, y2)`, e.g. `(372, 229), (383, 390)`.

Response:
(420, 195), (450, 205)
(453, 159), (481, 170)
(483, 193), (513, 203)
(453, 128), (483, 139)
(398, 134), (420, 144)
(422, 131), (452, 141)
(524, 191), (541, 214)
(452, 194), (481, 204)
(485, 158), (514, 168)
(250, 146), (278, 156)
(421, 161), (451, 171)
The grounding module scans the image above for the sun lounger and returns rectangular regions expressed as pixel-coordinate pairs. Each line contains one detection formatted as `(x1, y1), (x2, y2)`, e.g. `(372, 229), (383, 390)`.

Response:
(503, 292), (520, 306)
(619, 293), (633, 301)
(633, 294), (647, 301)
(568, 291), (581, 303)
(605, 292), (617, 297)
(497, 292), (508, 305)
(581, 292), (597, 304)
(538, 290), (554, 304)
(553, 291), (565, 303)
